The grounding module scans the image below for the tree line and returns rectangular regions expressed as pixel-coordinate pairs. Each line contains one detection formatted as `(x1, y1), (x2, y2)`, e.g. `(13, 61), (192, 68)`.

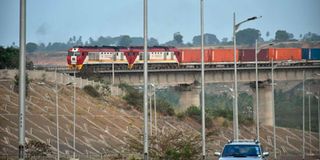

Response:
(6, 29), (320, 53)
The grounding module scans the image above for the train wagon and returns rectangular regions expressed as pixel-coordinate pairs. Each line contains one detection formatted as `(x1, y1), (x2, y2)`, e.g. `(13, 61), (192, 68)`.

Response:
(211, 49), (238, 62)
(302, 48), (320, 60)
(180, 48), (238, 63)
(179, 49), (213, 63)
(267, 48), (302, 61)
(238, 49), (269, 62)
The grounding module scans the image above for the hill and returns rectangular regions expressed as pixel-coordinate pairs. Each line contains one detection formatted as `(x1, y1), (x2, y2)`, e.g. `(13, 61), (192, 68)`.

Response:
(0, 69), (319, 159)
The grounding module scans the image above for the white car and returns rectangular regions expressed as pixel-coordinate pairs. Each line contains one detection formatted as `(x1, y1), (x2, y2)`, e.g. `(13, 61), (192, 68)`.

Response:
(214, 140), (269, 160)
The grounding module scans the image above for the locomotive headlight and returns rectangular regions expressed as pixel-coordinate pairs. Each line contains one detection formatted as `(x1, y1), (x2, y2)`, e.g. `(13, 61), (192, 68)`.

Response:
(71, 56), (77, 65)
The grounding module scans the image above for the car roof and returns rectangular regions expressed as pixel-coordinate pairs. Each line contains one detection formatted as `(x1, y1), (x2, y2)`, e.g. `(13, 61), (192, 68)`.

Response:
(227, 142), (259, 145)
(225, 140), (260, 145)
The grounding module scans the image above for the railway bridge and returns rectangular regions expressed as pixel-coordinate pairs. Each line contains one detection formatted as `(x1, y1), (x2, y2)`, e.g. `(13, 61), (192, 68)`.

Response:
(89, 64), (320, 126)
(6, 64), (320, 126)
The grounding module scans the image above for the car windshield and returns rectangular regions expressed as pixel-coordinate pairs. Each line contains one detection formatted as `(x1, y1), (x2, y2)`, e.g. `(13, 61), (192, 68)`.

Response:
(222, 144), (261, 157)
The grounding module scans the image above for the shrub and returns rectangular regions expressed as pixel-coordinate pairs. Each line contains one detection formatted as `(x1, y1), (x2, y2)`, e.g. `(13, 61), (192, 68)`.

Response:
(25, 140), (53, 159)
(83, 85), (101, 98)
(127, 129), (201, 160)
(185, 106), (201, 123)
(119, 83), (143, 111)
(14, 73), (30, 96)
(119, 83), (175, 115)
(156, 99), (175, 116)
(176, 112), (186, 120)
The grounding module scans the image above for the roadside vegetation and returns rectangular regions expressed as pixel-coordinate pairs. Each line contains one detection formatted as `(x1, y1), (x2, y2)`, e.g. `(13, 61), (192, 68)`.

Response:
(119, 83), (175, 116)
(13, 73), (30, 96)
(25, 140), (54, 159)
(177, 92), (254, 128)
(275, 81), (319, 132)
(83, 85), (101, 98)
(0, 46), (33, 69)
(127, 128), (201, 160)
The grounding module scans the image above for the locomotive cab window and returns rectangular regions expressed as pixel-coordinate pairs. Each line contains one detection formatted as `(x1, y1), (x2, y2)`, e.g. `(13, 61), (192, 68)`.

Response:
(68, 52), (80, 56)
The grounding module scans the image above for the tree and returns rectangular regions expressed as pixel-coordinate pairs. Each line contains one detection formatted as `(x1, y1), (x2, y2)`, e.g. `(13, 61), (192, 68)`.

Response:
(236, 28), (261, 45)
(266, 31), (270, 38)
(275, 30), (291, 42)
(97, 36), (109, 46)
(192, 33), (219, 46)
(0, 46), (19, 69)
(37, 43), (46, 51)
(76, 36), (83, 45)
(174, 32), (183, 44)
(148, 37), (159, 46)
(118, 35), (132, 47)
(303, 32), (320, 42)
(26, 42), (38, 53)
(221, 37), (228, 44)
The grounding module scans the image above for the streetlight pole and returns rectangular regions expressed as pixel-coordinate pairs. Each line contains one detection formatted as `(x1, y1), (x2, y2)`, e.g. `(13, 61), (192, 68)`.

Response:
(200, 0), (206, 159)
(149, 92), (152, 136)
(73, 69), (76, 159)
(316, 95), (320, 155)
(154, 88), (157, 136)
(18, 0), (26, 159)
(143, 0), (149, 159)
(307, 91), (312, 155)
(271, 59), (277, 160)
(233, 13), (261, 140)
(302, 70), (305, 160)
(55, 69), (60, 160)
(151, 84), (157, 136)
(233, 12), (239, 140)
(255, 39), (260, 141)
(112, 52), (115, 86)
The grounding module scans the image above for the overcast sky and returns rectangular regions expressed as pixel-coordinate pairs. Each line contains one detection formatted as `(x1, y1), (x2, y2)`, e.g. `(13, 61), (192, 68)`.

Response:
(0, 0), (319, 46)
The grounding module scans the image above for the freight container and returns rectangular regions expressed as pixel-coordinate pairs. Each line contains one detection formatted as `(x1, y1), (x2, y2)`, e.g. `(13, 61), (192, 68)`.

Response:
(211, 49), (238, 62)
(239, 49), (255, 62)
(302, 48), (320, 60)
(257, 49), (269, 61)
(239, 49), (271, 62)
(268, 48), (302, 61)
(180, 49), (212, 63)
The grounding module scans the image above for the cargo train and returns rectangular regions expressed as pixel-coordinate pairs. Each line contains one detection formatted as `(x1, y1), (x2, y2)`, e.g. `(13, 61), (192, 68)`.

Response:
(67, 46), (320, 71)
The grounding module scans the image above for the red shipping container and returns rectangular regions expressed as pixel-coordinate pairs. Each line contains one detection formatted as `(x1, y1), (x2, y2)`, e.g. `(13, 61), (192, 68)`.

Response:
(180, 49), (212, 63)
(211, 49), (238, 62)
(268, 48), (302, 61)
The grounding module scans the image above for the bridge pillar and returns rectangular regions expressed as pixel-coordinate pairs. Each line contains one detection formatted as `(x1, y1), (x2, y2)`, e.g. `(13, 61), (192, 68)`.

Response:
(251, 82), (273, 126)
(176, 84), (201, 113)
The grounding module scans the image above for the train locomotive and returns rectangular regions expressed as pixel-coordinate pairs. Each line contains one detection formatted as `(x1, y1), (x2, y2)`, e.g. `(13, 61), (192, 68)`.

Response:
(67, 46), (181, 71)
(67, 46), (320, 71)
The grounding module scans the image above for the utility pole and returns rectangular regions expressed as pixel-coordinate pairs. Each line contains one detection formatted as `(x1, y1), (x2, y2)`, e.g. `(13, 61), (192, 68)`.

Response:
(255, 39), (260, 140)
